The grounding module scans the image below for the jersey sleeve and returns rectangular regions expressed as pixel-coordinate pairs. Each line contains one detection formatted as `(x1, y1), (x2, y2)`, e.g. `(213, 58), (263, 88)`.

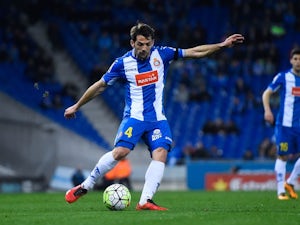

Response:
(102, 58), (125, 85)
(156, 46), (184, 63)
(268, 72), (284, 92)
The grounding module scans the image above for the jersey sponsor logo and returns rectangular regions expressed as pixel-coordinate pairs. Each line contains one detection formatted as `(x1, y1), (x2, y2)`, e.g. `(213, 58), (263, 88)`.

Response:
(292, 87), (300, 96)
(152, 129), (162, 141)
(125, 68), (137, 73)
(135, 70), (158, 87)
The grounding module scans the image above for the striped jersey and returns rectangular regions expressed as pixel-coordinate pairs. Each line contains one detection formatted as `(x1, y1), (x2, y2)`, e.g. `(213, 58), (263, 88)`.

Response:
(102, 46), (184, 121)
(268, 69), (300, 127)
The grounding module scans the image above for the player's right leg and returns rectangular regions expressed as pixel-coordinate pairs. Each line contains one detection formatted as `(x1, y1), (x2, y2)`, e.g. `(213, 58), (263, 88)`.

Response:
(65, 118), (141, 204)
(275, 126), (292, 200)
(65, 149), (129, 203)
(65, 185), (87, 203)
(275, 157), (288, 200)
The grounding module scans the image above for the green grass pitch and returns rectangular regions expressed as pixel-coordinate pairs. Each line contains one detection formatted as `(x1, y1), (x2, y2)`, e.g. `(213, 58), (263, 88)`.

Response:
(0, 190), (299, 225)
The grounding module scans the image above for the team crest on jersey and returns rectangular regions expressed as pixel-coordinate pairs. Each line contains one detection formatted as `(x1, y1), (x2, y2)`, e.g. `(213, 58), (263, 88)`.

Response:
(153, 58), (160, 67)
(152, 129), (162, 141)
(292, 87), (300, 96)
(135, 70), (158, 86)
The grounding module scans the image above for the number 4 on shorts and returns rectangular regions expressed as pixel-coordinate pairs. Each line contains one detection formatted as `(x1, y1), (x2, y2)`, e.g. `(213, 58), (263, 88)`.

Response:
(125, 127), (133, 138)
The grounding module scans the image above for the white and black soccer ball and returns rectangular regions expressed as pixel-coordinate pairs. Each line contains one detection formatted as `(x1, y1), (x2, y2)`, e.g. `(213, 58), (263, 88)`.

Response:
(103, 184), (131, 210)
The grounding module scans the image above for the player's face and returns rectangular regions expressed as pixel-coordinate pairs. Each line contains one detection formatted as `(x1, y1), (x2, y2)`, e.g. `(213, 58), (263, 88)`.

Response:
(131, 35), (154, 60)
(290, 54), (300, 75)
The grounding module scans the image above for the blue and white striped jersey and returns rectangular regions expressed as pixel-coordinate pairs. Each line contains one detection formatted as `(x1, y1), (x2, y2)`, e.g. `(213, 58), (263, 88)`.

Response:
(268, 69), (300, 127)
(102, 46), (184, 121)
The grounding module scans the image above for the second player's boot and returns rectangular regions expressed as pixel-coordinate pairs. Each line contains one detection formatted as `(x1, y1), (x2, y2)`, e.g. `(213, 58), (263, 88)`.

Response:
(285, 182), (298, 199)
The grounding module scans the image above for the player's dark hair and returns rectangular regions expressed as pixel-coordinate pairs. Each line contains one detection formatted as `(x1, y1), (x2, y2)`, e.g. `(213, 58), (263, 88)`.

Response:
(290, 47), (300, 58)
(130, 22), (155, 41)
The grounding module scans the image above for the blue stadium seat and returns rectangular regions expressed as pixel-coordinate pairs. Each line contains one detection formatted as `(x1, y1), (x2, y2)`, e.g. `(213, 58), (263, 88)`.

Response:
(0, 62), (111, 150)
(49, 2), (300, 160)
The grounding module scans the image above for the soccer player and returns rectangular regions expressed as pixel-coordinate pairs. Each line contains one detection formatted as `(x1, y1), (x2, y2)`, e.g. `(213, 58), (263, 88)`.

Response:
(64, 22), (244, 210)
(262, 47), (300, 200)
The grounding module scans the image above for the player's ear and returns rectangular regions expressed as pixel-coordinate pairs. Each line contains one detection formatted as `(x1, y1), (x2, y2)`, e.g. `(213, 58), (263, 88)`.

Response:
(130, 39), (134, 48)
(150, 39), (155, 47)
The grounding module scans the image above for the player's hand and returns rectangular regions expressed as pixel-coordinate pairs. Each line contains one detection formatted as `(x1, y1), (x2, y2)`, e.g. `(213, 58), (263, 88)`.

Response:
(64, 105), (78, 119)
(222, 34), (244, 48)
(264, 111), (274, 125)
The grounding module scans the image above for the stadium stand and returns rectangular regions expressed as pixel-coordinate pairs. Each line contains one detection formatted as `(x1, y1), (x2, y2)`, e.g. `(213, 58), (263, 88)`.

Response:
(0, 3), (111, 150)
(1, 0), (300, 164)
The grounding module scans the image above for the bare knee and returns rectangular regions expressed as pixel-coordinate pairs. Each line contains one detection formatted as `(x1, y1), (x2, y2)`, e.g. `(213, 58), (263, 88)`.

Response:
(112, 147), (130, 160)
(152, 147), (168, 163)
(278, 155), (288, 161)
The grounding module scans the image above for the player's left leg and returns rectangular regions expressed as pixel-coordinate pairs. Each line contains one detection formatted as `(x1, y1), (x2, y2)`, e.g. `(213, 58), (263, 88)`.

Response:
(285, 128), (300, 199)
(285, 158), (300, 199)
(136, 120), (172, 210)
(136, 147), (168, 210)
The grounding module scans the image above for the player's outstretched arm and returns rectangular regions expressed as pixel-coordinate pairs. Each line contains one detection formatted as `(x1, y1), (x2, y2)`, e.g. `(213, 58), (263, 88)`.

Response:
(64, 79), (107, 119)
(184, 34), (244, 59)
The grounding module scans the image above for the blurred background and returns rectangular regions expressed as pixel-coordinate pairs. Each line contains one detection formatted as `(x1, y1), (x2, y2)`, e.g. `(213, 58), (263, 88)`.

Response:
(0, 0), (299, 192)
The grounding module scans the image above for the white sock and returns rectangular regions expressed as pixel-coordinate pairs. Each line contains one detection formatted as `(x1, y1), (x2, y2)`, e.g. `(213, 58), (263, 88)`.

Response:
(139, 160), (165, 205)
(287, 158), (300, 185)
(275, 158), (286, 195)
(81, 151), (118, 190)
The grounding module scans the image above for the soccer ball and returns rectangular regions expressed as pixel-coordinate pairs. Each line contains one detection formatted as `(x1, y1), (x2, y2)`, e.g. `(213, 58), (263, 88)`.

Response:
(103, 184), (131, 210)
